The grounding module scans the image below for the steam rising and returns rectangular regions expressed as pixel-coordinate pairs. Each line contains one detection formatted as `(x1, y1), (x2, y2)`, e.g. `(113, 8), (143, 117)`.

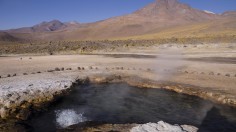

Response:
(154, 46), (185, 80)
(56, 109), (87, 128)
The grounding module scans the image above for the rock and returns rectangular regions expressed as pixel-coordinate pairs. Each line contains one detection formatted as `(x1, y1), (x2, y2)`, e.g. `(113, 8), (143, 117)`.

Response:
(130, 121), (198, 132)
(55, 67), (60, 71)
(225, 73), (231, 77)
(0, 107), (8, 119)
(5, 101), (14, 108)
(181, 125), (198, 132)
(16, 109), (31, 120)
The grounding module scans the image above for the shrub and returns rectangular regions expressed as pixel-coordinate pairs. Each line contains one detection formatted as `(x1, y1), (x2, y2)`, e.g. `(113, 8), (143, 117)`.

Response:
(225, 73), (230, 77)
(47, 70), (54, 72)
(66, 68), (72, 70)
(55, 67), (60, 71)
(209, 72), (214, 75)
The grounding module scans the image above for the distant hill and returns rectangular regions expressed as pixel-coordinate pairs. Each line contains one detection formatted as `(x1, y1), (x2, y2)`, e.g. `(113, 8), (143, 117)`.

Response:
(0, 32), (20, 41)
(7, 20), (79, 33)
(3, 0), (236, 41)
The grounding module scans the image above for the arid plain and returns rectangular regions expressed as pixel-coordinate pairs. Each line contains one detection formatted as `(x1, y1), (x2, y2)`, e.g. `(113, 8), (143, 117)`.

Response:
(1, 0), (236, 131)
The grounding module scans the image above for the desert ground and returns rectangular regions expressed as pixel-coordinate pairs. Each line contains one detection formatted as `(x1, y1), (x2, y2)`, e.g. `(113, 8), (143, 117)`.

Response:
(0, 43), (236, 131)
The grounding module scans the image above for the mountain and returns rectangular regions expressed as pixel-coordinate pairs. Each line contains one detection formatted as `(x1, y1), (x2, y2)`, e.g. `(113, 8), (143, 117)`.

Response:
(0, 32), (20, 41)
(222, 11), (236, 18)
(31, 20), (67, 32)
(7, 20), (75, 33)
(3, 0), (236, 41)
(133, 0), (217, 21)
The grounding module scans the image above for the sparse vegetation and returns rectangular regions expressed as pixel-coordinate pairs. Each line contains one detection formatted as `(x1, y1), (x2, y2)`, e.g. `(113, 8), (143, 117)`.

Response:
(66, 68), (72, 70)
(55, 67), (60, 71)
(225, 73), (231, 77)
(209, 72), (214, 75)
(1, 35), (235, 55)
(47, 70), (54, 72)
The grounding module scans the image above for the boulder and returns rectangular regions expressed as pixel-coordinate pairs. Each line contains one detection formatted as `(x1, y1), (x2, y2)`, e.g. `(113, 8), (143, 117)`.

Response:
(130, 121), (198, 132)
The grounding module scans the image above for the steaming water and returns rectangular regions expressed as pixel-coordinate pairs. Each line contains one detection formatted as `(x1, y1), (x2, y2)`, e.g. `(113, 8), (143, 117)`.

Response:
(25, 83), (236, 131)
(55, 109), (87, 128)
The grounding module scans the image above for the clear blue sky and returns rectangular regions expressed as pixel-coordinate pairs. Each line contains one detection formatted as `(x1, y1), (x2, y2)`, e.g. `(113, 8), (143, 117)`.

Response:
(0, 0), (236, 30)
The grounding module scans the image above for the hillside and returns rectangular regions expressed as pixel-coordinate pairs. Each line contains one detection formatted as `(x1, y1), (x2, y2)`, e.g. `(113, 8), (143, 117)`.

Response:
(2, 0), (236, 41)
(0, 32), (20, 42)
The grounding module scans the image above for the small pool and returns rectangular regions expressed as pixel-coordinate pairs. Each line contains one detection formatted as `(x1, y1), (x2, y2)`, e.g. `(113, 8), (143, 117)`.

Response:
(23, 83), (236, 131)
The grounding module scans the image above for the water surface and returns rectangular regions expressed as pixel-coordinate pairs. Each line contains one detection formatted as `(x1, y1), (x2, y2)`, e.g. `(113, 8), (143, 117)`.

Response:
(25, 83), (236, 131)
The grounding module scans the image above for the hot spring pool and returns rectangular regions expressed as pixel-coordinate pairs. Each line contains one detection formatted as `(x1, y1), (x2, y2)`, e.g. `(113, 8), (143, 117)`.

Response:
(23, 83), (236, 131)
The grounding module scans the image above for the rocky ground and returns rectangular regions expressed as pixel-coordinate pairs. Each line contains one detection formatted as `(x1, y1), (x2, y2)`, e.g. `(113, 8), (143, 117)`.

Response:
(0, 43), (235, 131)
(61, 121), (198, 132)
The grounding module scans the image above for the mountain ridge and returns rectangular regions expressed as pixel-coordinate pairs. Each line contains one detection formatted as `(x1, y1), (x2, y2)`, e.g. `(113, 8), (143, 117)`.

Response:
(1, 0), (236, 41)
